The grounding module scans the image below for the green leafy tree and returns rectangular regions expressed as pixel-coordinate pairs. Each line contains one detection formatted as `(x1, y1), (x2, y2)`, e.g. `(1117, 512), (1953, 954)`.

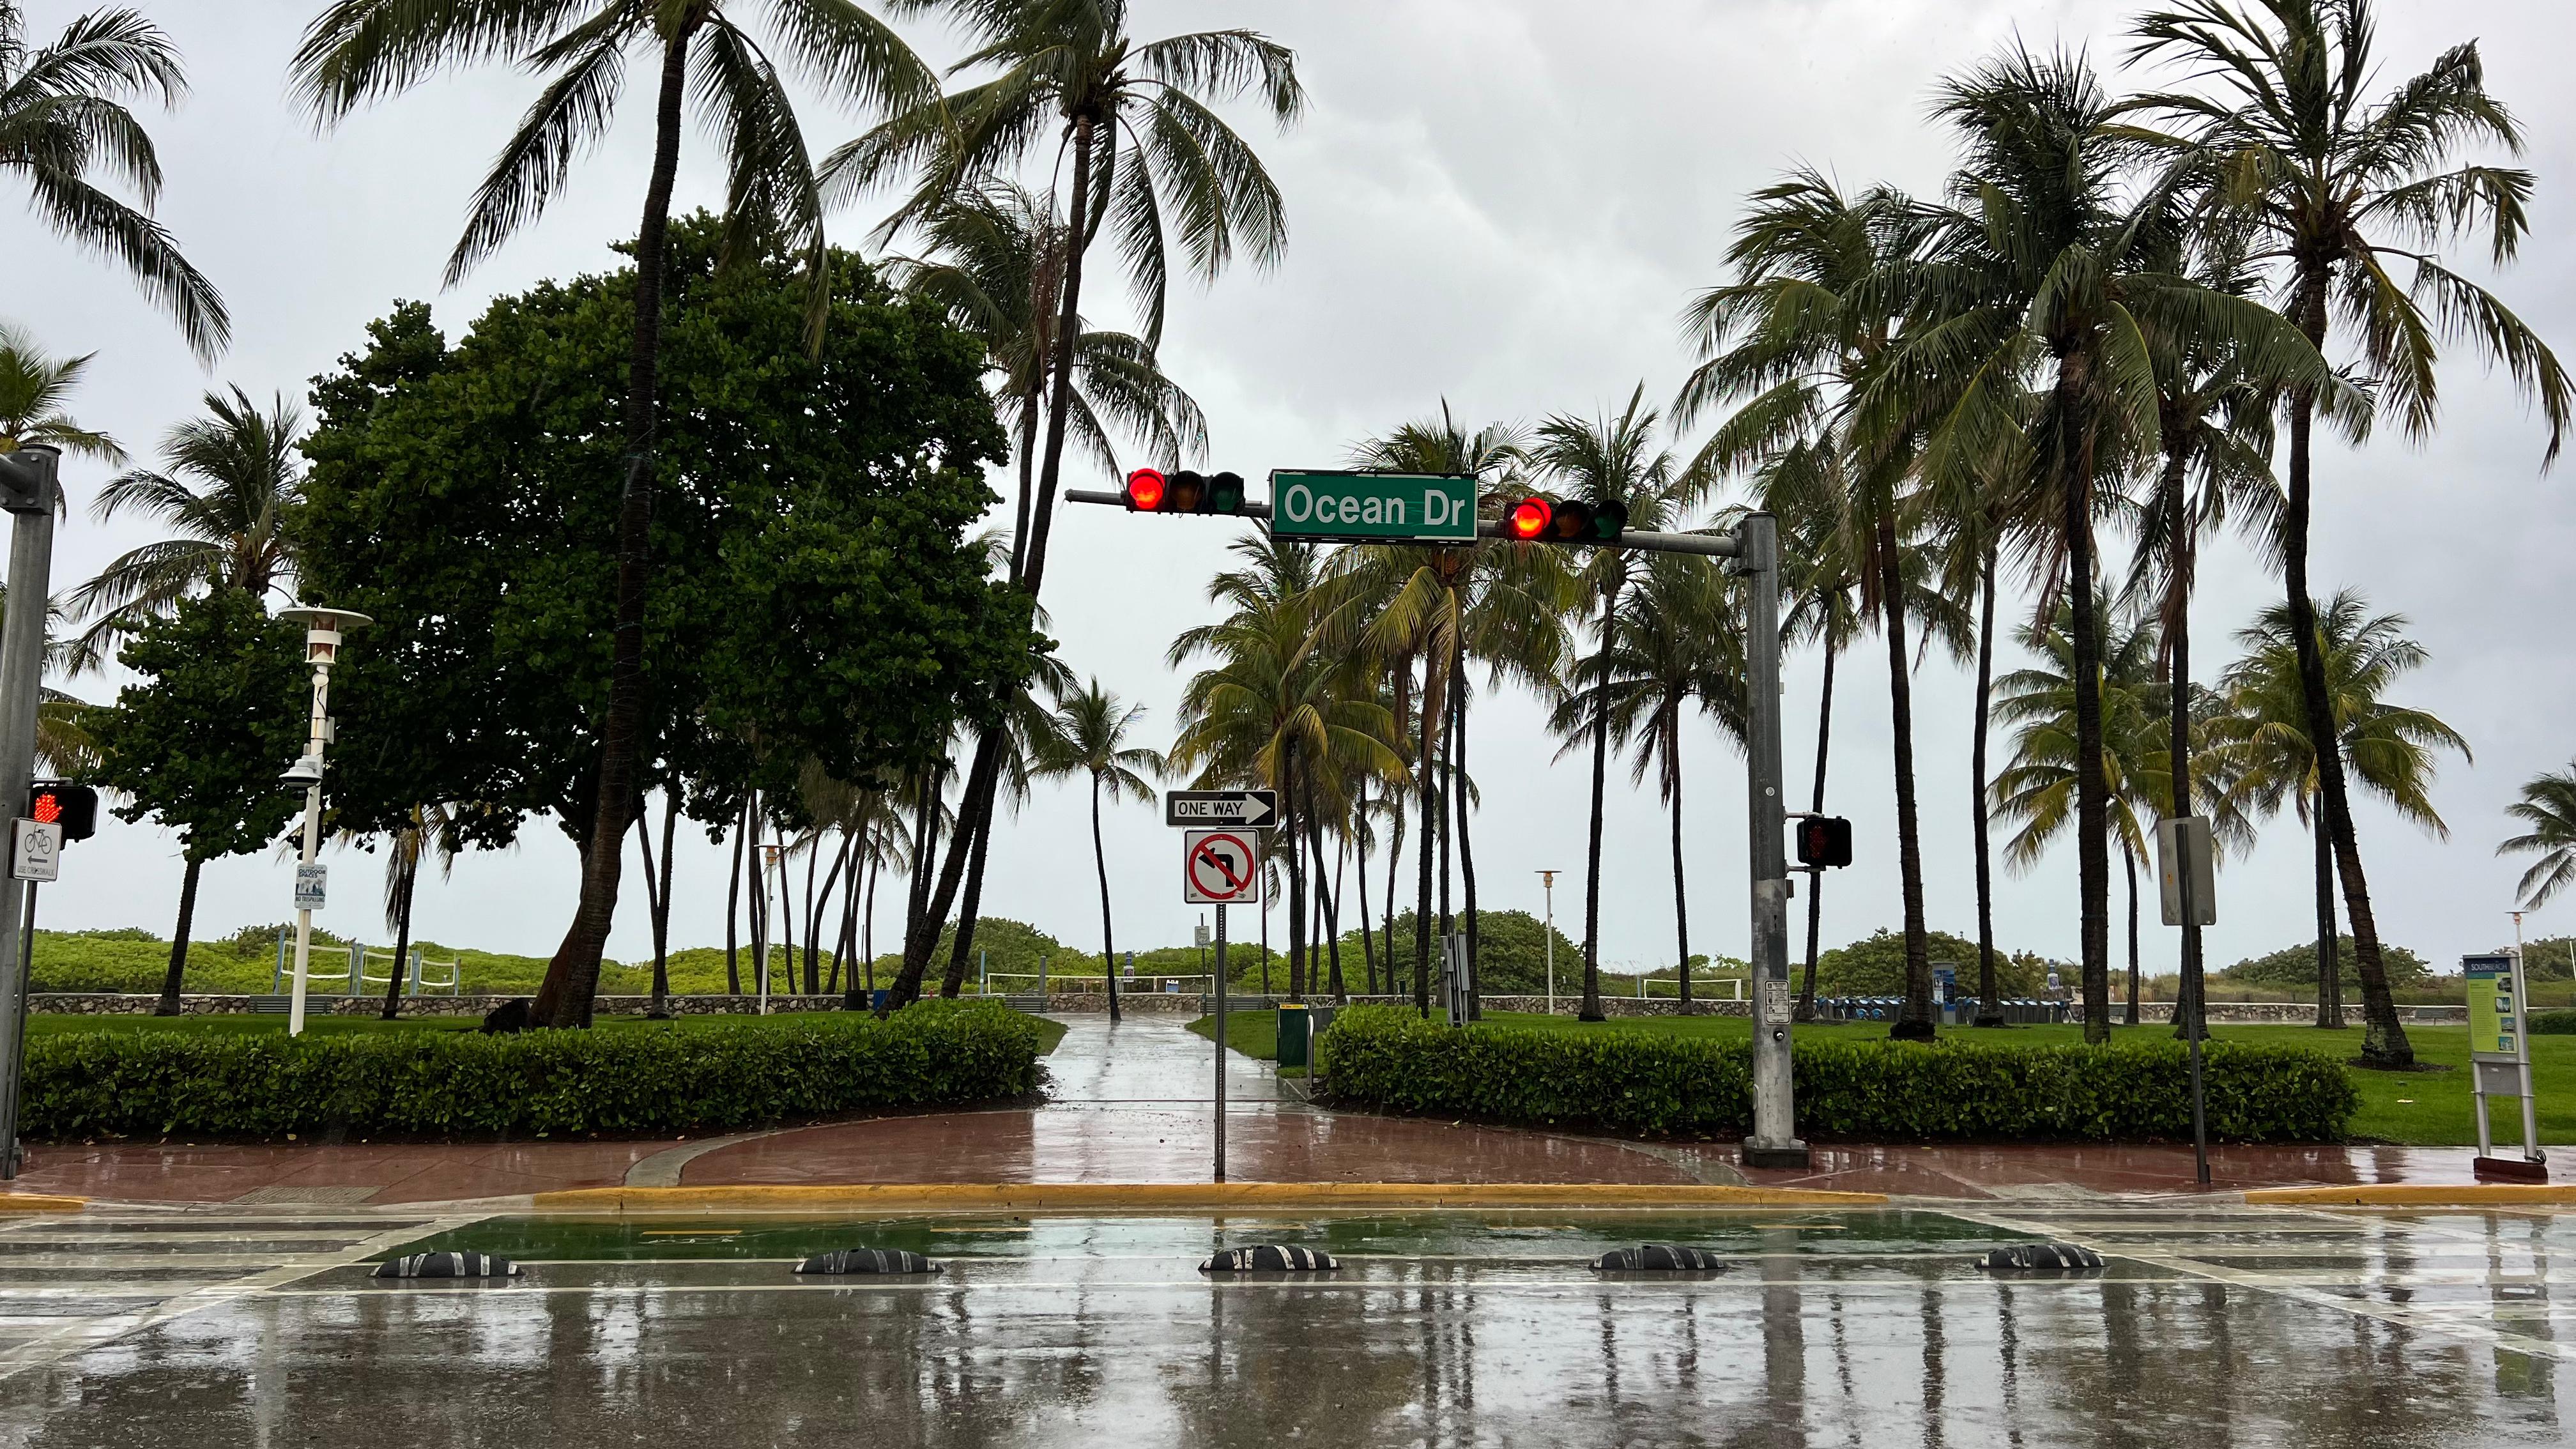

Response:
(292, 0), (937, 1028)
(832, 2), (1305, 1006)
(2128, 0), (2570, 1067)
(2499, 762), (2576, 911)
(2209, 591), (2469, 1037)
(1813, 928), (2051, 999)
(297, 221), (1031, 1025)
(88, 590), (304, 1013)
(0, 2), (226, 355)
(2223, 935), (2429, 990)
(68, 387), (303, 671)
(1030, 677), (1164, 1023)
(1354, 910), (1577, 996)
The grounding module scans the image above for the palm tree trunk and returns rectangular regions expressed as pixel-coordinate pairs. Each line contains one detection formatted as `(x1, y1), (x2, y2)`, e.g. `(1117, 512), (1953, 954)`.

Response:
(1453, 645), (1483, 1019)
(1413, 657), (1438, 1017)
(1310, 780), (1346, 1002)
(155, 854), (202, 1016)
(2163, 452), (2202, 1044)
(1355, 782), (1378, 995)
(941, 802), (992, 997)
(1091, 772), (1121, 1023)
(2123, 842), (2140, 1027)
(1667, 723), (1690, 1008)
(1008, 377), (1043, 583)
(1876, 508), (1933, 1040)
(774, 839), (797, 1000)
(1330, 826), (1350, 1001)
(1798, 637), (1837, 1020)
(379, 831), (420, 1021)
(1580, 581), (1616, 1022)
(2058, 371), (2113, 1046)
(2287, 272), (2408, 1065)
(1384, 802), (1404, 993)
(532, 26), (697, 1030)
(725, 802), (745, 995)
(2314, 816), (2342, 1029)
(802, 834), (822, 995)
(1285, 744), (1307, 1002)
(813, 833), (852, 997)
(652, 788), (677, 1016)
(1972, 545), (2003, 1027)
(858, 855), (880, 1004)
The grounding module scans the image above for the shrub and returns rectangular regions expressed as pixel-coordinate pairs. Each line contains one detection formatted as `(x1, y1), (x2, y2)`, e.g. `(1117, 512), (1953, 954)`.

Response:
(1811, 929), (2060, 997)
(2223, 935), (2431, 988)
(1317, 1006), (2356, 1142)
(25, 999), (1043, 1142)
(2531, 1009), (2576, 1036)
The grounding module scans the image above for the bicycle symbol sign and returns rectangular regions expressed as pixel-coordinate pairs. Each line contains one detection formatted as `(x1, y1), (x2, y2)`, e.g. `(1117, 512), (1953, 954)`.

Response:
(1183, 830), (1262, 905)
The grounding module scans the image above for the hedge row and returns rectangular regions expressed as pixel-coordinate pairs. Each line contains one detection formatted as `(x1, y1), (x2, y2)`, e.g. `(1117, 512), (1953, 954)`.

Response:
(2532, 1009), (2576, 1036)
(27, 1000), (1045, 1141)
(1317, 1006), (2357, 1142)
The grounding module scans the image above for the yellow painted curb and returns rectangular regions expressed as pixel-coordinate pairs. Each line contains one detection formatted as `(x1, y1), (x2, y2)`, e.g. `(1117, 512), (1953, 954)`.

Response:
(2246, 1184), (2576, 1209)
(531, 1183), (1889, 1213)
(0, 1193), (86, 1213)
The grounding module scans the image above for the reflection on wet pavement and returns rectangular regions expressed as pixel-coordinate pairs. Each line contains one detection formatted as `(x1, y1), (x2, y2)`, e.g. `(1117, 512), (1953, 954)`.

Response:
(4, 1205), (2573, 1446)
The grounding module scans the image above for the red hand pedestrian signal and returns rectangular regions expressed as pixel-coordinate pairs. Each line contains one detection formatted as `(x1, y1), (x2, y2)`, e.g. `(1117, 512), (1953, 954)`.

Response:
(27, 783), (97, 841)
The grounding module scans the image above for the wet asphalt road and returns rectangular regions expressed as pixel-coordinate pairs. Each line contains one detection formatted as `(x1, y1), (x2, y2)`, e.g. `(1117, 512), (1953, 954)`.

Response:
(3, 1204), (2572, 1446)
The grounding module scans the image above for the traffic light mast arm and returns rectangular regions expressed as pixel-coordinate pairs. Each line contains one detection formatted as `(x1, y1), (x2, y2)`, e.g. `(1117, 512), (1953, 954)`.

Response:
(1066, 488), (1274, 519)
(1475, 519), (1742, 558)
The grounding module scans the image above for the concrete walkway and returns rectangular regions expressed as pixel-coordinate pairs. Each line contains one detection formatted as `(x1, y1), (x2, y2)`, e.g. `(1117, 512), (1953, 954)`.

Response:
(0, 1013), (2527, 1208)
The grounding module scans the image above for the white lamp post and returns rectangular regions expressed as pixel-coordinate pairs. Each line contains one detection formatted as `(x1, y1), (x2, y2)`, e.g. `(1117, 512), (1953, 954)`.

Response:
(279, 606), (370, 1037)
(1537, 870), (1561, 1015)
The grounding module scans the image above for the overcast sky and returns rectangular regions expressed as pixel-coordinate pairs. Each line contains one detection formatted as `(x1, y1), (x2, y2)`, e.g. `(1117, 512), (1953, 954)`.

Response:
(8, 0), (2572, 981)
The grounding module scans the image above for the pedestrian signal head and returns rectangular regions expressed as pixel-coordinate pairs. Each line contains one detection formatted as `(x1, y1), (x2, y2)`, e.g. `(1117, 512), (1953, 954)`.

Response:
(27, 782), (98, 842)
(1124, 468), (1166, 511)
(1795, 816), (1853, 870)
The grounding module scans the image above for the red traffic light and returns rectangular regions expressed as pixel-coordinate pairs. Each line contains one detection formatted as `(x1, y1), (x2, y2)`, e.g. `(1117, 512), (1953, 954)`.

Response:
(1124, 468), (1167, 512)
(28, 782), (98, 842)
(1506, 496), (1553, 540)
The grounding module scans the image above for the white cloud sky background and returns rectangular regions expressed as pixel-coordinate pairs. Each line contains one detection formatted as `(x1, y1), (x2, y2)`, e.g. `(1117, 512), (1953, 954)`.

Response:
(6, 0), (2572, 979)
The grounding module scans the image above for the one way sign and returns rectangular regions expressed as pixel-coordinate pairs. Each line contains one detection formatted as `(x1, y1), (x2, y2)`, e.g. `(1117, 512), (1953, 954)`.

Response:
(1164, 790), (1278, 827)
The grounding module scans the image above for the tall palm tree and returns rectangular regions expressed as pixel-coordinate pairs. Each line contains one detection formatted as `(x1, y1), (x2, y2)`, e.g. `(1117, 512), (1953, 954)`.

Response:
(1339, 406), (1562, 1017)
(834, 4), (1304, 1004)
(1550, 553), (1745, 1003)
(0, 324), (122, 468)
(1525, 387), (1687, 1022)
(68, 387), (300, 670)
(2210, 591), (2468, 1038)
(1889, 47), (2329, 1041)
(1032, 676), (1162, 1019)
(2128, 0), (2569, 1066)
(293, 0), (934, 1029)
(1, 2), (226, 356)
(2501, 763), (2576, 911)
(888, 180), (1206, 578)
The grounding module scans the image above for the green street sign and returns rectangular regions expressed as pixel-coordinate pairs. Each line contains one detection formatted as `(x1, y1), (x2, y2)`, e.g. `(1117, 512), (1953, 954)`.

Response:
(1267, 470), (1478, 543)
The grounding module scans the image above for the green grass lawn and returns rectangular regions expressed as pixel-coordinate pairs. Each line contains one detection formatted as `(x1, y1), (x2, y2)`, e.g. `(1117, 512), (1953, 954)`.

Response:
(1266, 1008), (2558, 1148)
(1187, 1009), (1282, 1063)
(28, 1009), (1071, 1055)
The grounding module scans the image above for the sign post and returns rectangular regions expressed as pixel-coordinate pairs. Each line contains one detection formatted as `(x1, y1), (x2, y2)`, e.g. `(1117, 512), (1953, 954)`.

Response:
(2157, 816), (2217, 1185)
(1177, 815), (1263, 1184)
(2466, 949), (2546, 1180)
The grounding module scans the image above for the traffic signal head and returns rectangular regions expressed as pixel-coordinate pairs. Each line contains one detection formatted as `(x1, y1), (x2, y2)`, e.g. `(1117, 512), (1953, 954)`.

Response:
(28, 782), (98, 842)
(1506, 496), (1552, 540)
(1124, 468), (1166, 512)
(1501, 494), (1627, 545)
(1795, 815), (1852, 870)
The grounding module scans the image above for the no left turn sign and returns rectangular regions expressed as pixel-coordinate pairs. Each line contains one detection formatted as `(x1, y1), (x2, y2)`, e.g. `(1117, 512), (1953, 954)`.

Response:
(1184, 829), (1262, 905)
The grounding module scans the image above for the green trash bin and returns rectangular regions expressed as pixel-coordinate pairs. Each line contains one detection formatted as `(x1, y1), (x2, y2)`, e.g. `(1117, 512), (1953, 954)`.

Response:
(1276, 1003), (1312, 1069)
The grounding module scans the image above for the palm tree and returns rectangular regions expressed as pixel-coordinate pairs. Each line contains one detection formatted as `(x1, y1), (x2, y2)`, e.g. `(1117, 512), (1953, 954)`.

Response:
(888, 180), (1206, 579)
(1675, 171), (1963, 1037)
(833, 4), (1303, 1003)
(1525, 388), (1688, 1022)
(1551, 553), (1745, 1003)
(2210, 591), (2468, 1043)
(1888, 47), (2329, 1042)
(1, 3), (226, 356)
(293, 0), (934, 1029)
(1338, 406), (1563, 1017)
(1032, 677), (1163, 1020)
(2128, 0), (2570, 1067)
(68, 387), (301, 670)
(2501, 763), (2576, 911)
(0, 325), (123, 468)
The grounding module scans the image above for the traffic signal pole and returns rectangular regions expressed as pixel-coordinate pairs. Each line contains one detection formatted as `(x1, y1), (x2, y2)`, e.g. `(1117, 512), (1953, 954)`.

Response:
(1733, 511), (1808, 1169)
(0, 443), (59, 1179)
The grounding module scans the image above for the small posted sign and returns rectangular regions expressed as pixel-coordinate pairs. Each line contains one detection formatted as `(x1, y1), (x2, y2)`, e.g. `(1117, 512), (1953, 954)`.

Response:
(294, 862), (328, 912)
(10, 818), (60, 882)
(2466, 954), (2519, 1060)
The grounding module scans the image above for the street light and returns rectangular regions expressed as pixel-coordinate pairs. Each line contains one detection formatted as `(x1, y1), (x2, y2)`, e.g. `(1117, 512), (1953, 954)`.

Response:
(277, 606), (371, 1038)
(1537, 870), (1561, 1015)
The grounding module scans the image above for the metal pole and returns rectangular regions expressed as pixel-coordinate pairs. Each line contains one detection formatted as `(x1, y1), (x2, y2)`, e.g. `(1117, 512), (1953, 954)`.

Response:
(1213, 901), (1228, 1183)
(286, 645), (333, 1036)
(2513, 914), (2543, 1167)
(2181, 847), (2209, 1186)
(1540, 871), (1557, 1015)
(1736, 512), (1807, 1168)
(0, 443), (56, 1179)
